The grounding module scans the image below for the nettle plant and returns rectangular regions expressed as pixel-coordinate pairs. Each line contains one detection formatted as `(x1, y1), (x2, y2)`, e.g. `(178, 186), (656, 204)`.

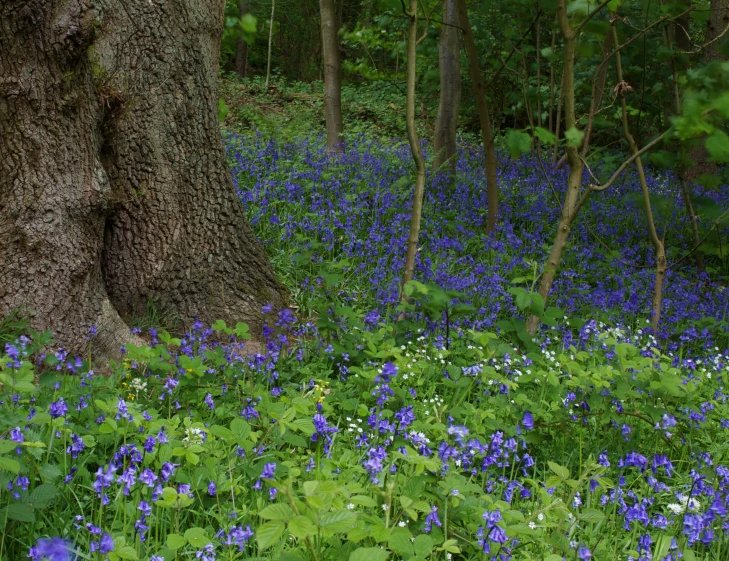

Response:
(1, 308), (729, 561)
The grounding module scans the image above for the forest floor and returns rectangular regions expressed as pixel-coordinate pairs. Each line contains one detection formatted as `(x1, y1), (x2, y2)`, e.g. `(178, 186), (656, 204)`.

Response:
(2, 77), (729, 561)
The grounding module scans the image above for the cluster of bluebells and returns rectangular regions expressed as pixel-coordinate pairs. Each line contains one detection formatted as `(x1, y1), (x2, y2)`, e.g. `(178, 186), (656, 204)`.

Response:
(228, 133), (729, 349)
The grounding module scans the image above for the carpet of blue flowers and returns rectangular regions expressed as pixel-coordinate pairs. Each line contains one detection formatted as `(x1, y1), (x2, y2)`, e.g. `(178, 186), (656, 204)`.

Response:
(2, 135), (729, 561)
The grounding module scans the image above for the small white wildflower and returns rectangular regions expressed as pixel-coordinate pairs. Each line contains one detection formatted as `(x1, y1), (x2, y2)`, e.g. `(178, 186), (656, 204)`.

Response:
(347, 503), (355, 510)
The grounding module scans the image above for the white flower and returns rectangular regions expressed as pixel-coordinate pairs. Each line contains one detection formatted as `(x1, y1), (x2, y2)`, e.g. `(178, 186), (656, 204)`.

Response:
(347, 503), (355, 510)
(528, 521), (537, 529)
(537, 513), (544, 521)
(398, 521), (406, 527)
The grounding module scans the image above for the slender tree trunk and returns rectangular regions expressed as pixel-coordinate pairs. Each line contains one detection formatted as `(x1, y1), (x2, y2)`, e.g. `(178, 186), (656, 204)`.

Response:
(433, 0), (462, 176)
(581, 31), (613, 158)
(613, 25), (667, 330)
(456, 0), (499, 233)
(553, 72), (564, 163)
(320, 0), (345, 153)
(236, 0), (249, 78)
(266, 0), (276, 88)
(548, 18), (557, 134)
(527, 0), (584, 335)
(663, 11), (705, 271)
(400, 0), (427, 304)
(0, 0), (285, 358)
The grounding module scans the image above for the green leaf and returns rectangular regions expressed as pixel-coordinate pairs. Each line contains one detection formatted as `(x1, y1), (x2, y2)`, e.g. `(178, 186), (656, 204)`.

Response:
(256, 520), (285, 550)
(2, 503), (35, 522)
(547, 461), (570, 480)
(319, 509), (357, 533)
(506, 129), (532, 158)
(349, 548), (390, 561)
(388, 528), (414, 555)
(565, 127), (585, 148)
(705, 130), (729, 163)
(115, 545), (139, 560)
(230, 418), (251, 441)
(0, 441), (18, 454)
(288, 515), (314, 538)
(534, 126), (556, 145)
(578, 508), (605, 522)
(218, 98), (230, 122)
(166, 534), (186, 551)
(184, 527), (210, 548)
(413, 534), (434, 557)
(0, 456), (21, 474)
(259, 503), (295, 521)
(28, 483), (57, 509)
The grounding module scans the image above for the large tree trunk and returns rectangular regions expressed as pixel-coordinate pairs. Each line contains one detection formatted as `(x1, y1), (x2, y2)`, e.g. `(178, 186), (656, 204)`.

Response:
(705, 0), (729, 62)
(433, 0), (461, 175)
(0, 0), (286, 359)
(456, 0), (499, 233)
(236, 0), (249, 78)
(320, 0), (344, 153)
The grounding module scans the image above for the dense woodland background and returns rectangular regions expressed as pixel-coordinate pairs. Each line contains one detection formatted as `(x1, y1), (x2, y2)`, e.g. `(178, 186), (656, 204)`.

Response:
(3, 2), (729, 561)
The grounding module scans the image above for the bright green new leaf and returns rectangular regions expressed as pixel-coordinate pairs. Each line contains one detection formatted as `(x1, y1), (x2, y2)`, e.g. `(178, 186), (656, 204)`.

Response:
(565, 127), (585, 148)
(506, 129), (532, 158)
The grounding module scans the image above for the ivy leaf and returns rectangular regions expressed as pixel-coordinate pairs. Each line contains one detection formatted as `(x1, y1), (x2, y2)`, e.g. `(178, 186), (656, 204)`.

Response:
(506, 129), (532, 158)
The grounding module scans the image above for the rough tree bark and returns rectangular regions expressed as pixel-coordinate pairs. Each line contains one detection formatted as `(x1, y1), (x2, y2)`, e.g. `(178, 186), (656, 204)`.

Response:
(236, 0), (249, 78)
(705, 0), (729, 62)
(456, 0), (499, 233)
(433, 0), (461, 176)
(320, 0), (344, 153)
(0, 0), (286, 358)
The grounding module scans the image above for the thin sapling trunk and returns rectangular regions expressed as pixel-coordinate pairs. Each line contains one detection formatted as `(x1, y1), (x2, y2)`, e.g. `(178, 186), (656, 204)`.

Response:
(400, 0), (427, 306)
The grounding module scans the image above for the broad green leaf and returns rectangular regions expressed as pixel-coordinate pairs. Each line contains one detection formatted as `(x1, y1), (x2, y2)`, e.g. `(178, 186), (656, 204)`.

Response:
(2, 503), (35, 522)
(259, 503), (295, 521)
(565, 127), (585, 148)
(388, 528), (413, 555)
(413, 534), (434, 557)
(0, 456), (20, 474)
(184, 527), (210, 548)
(319, 509), (357, 533)
(28, 484), (57, 509)
(256, 520), (285, 550)
(288, 515), (314, 538)
(349, 548), (390, 561)
(534, 126), (556, 145)
(166, 534), (186, 550)
(578, 508), (605, 522)
(547, 461), (570, 479)
(0, 441), (18, 454)
(115, 545), (139, 560)
(506, 129), (532, 158)
(706, 130), (729, 163)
